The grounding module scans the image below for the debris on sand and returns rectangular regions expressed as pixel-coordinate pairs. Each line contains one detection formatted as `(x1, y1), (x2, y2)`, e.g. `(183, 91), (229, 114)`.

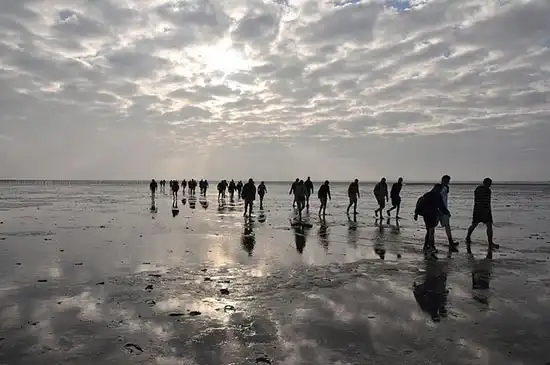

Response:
(96, 281), (105, 285)
(124, 343), (143, 354)
(37, 279), (48, 283)
(220, 288), (230, 295)
(75, 262), (83, 266)
(256, 356), (272, 364)
(145, 284), (154, 291)
(224, 305), (236, 313)
(169, 313), (184, 317)
(204, 277), (213, 282)
(189, 311), (201, 316)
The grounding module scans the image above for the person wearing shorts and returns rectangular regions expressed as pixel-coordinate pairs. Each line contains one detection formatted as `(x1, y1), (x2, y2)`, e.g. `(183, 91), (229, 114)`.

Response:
(466, 178), (499, 257)
(437, 175), (458, 252)
(415, 184), (450, 258)
(317, 180), (331, 216)
(387, 177), (403, 218)
(346, 179), (360, 214)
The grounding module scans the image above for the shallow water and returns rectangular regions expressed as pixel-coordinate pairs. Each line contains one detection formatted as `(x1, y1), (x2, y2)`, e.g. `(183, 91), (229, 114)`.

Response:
(0, 182), (549, 364)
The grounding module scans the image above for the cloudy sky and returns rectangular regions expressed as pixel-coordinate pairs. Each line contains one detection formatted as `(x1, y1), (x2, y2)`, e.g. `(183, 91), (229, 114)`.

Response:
(1, 0), (549, 181)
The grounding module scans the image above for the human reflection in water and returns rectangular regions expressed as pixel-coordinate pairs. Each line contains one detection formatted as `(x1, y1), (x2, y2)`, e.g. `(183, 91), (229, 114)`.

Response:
(181, 197), (187, 206)
(347, 213), (358, 248)
(470, 255), (493, 306)
(413, 258), (449, 322)
(241, 217), (256, 256)
(318, 216), (330, 251)
(189, 195), (197, 209)
(373, 219), (386, 260)
(257, 210), (267, 223)
(199, 199), (208, 210)
(293, 223), (310, 254)
(171, 209), (179, 218)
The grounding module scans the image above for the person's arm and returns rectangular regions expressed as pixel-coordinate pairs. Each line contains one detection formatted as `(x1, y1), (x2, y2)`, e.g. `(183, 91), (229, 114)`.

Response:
(385, 186), (389, 201)
(328, 188), (331, 200)
(438, 194), (450, 216)
(289, 185), (293, 194)
(357, 186), (360, 199)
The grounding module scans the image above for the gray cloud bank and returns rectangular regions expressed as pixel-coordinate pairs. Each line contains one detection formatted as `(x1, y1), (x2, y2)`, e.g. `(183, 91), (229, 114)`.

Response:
(1, 0), (549, 181)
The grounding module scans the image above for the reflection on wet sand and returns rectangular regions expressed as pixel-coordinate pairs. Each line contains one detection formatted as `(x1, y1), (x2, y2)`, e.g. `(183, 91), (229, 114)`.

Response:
(470, 255), (493, 305)
(241, 217), (256, 256)
(318, 217), (329, 251)
(347, 213), (358, 248)
(373, 219), (386, 260)
(413, 258), (449, 322)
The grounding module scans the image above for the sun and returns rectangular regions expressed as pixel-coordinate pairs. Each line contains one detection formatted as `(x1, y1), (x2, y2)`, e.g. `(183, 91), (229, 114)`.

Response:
(195, 39), (251, 74)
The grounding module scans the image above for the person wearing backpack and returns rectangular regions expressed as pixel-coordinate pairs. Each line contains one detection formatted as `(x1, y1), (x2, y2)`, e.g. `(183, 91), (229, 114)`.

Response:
(415, 184), (450, 258)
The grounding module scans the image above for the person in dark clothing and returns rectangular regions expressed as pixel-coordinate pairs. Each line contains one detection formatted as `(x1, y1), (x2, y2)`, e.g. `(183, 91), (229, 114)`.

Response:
(305, 177), (314, 208)
(203, 180), (209, 195)
(294, 180), (307, 220)
(228, 180), (236, 200)
(181, 180), (187, 194)
(217, 180), (226, 200)
(317, 180), (331, 216)
(415, 184), (450, 258)
(387, 177), (403, 218)
(258, 181), (267, 209)
(150, 179), (158, 209)
(465, 178), (498, 257)
(346, 179), (360, 214)
(374, 177), (389, 219)
(289, 178), (299, 208)
(242, 178), (256, 217)
(171, 180), (179, 206)
(236, 181), (243, 199)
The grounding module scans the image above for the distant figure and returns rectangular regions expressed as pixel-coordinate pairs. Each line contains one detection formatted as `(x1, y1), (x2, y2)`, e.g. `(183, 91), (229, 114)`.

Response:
(171, 180), (180, 206)
(258, 181), (267, 209)
(294, 180), (307, 220)
(289, 178), (299, 208)
(199, 179), (204, 195)
(149, 179), (158, 209)
(236, 180), (243, 199)
(242, 178), (256, 217)
(414, 184), (450, 258)
(435, 175), (457, 250)
(317, 180), (331, 216)
(159, 180), (165, 194)
(305, 177), (314, 208)
(387, 177), (404, 219)
(189, 179), (197, 195)
(465, 178), (499, 258)
(228, 179), (236, 200)
(181, 179), (187, 194)
(346, 179), (360, 215)
(217, 180), (228, 200)
(374, 177), (389, 219)
(203, 180), (209, 195)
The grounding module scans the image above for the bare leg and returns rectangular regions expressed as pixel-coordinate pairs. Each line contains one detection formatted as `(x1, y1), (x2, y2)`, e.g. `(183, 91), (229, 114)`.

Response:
(465, 222), (478, 253)
(353, 201), (357, 214)
(444, 222), (454, 245)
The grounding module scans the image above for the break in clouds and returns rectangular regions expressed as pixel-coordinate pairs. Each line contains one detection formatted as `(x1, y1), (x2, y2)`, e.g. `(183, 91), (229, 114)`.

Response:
(0, 0), (549, 181)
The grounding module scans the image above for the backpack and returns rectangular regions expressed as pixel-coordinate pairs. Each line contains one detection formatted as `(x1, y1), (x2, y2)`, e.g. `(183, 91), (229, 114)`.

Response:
(415, 194), (428, 216)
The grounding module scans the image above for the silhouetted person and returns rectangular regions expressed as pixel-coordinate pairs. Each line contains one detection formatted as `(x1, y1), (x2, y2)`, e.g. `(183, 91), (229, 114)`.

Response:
(413, 259), (449, 322)
(159, 180), (164, 194)
(189, 179), (197, 195)
(466, 178), (499, 258)
(289, 178), (299, 208)
(171, 180), (180, 206)
(181, 179), (187, 194)
(294, 180), (307, 220)
(236, 180), (243, 199)
(415, 184), (450, 259)
(228, 179), (236, 200)
(374, 177), (389, 219)
(203, 179), (209, 195)
(317, 180), (331, 216)
(436, 175), (458, 250)
(346, 179), (360, 214)
(387, 177), (403, 219)
(242, 178), (256, 217)
(217, 180), (226, 200)
(199, 179), (204, 195)
(150, 179), (158, 210)
(258, 181), (267, 209)
(305, 177), (314, 208)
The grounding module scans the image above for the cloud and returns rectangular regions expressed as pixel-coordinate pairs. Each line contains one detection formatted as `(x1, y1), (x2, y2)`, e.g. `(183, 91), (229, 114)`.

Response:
(1, 0), (549, 180)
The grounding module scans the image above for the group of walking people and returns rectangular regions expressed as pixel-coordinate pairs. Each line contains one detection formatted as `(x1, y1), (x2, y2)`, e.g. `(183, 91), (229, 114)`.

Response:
(150, 175), (496, 259)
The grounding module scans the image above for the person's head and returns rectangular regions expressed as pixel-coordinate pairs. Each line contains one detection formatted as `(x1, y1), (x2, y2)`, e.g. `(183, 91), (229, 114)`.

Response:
(295, 178), (299, 182)
(441, 175), (451, 186)
(299, 180), (304, 184)
(152, 179), (155, 182)
(248, 178), (253, 184)
(307, 176), (311, 180)
(354, 178), (359, 183)
(381, 177), (386, 183)
(324, 180), (330, 186)
(261, 181), (264, 185)
(398, 177), (403, 183)
(483, 177), (492, 187)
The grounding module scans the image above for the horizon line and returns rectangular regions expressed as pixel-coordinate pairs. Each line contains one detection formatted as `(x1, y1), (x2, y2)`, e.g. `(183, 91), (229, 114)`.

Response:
(1, 179), (549, 185)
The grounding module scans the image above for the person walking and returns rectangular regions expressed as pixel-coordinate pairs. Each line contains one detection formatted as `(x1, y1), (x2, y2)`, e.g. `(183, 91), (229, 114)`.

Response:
(242, 178), (257, 217)
(465, 178), (499, 258)
(317, 180), (331, 216)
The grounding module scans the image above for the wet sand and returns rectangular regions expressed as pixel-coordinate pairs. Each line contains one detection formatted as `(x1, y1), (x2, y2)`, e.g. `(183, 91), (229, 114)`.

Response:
(1, 182), (549, 364)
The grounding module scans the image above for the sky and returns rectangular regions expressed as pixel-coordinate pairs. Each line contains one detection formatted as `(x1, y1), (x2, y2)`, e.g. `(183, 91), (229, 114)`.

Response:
(1, 0), (549, 182)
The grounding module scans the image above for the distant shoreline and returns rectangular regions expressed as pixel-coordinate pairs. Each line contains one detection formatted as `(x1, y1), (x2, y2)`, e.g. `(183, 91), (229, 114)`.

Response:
(1, 179), (549, 186)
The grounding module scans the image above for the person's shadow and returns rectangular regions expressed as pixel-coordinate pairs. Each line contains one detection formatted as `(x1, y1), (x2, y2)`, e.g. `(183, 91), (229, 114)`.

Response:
(347, 213), (359, 248)
(413, 258), (450, 322)
(171, 209), (179, 218)
(241, 217), (256, 256)
(374, 219), (386, 260)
